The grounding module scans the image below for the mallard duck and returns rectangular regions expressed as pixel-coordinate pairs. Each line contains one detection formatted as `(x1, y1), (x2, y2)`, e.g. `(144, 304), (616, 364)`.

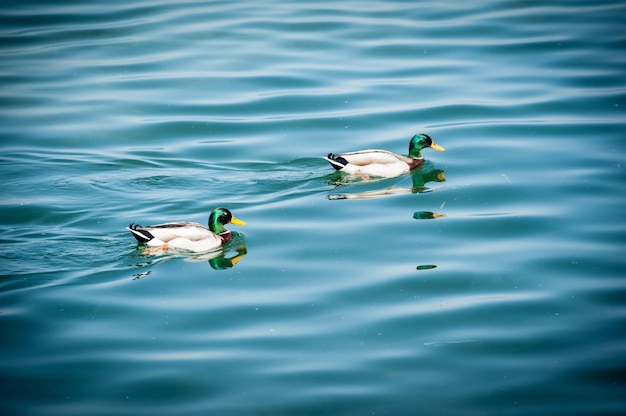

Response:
(128, 207), (246, 253)
(324, 133), (445, 178)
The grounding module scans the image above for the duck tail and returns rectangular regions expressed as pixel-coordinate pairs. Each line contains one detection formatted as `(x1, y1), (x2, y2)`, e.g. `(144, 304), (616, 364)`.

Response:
(127, 223), (153, 243)
(325, 153), (349, 170)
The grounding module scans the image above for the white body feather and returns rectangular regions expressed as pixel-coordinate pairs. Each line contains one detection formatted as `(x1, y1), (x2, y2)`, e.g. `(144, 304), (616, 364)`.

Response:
(324, 149), (416, 178)
(128, 222), (224, 253)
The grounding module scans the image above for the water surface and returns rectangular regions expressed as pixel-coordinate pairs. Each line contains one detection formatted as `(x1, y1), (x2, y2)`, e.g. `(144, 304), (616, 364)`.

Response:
(1, 1), (625, 415)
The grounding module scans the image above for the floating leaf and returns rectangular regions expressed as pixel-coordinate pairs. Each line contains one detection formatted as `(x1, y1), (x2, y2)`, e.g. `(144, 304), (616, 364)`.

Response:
(416, 265), (437, 270)
(413, 211), (445, 220)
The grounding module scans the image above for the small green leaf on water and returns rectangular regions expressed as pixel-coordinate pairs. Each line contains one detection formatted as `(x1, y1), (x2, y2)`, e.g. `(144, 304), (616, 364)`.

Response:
(413, 211), (445, 220)
(416, 264), (437, 270)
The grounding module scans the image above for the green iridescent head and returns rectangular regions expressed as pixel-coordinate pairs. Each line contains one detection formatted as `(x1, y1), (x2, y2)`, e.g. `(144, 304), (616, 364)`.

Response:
(408, 134), (445, 158)
(208, 207), (246, 234)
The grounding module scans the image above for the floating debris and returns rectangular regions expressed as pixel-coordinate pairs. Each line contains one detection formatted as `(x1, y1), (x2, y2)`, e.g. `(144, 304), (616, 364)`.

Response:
(413, 211), (445, 220)
(416, 265), (437, 270)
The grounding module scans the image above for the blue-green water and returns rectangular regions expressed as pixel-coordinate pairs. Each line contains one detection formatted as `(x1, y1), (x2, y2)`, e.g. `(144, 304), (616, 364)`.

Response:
(2, 1), (625, 415)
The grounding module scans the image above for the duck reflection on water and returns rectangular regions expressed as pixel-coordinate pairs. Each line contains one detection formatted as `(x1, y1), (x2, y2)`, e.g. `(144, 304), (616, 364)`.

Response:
(130, 233), (247, 276)
(327, 164), (446, 200)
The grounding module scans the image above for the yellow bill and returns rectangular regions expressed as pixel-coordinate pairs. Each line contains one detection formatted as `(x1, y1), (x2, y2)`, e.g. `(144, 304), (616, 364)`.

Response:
(431, 141), (445, 152)
(231, 216), (246, 226)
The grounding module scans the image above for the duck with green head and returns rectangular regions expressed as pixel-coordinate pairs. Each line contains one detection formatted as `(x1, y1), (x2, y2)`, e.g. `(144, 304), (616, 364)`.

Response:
(324, 133), (445, 178)
(128, 207), (246, 253)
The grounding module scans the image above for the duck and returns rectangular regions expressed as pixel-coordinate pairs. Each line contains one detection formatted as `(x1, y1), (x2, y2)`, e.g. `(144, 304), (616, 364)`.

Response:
(128, 207), (246, 253)
(324, 133), (445, 178)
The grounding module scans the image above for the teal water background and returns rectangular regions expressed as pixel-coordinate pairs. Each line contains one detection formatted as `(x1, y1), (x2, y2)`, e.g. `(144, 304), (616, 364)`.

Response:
(2, 1), (625, 414)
